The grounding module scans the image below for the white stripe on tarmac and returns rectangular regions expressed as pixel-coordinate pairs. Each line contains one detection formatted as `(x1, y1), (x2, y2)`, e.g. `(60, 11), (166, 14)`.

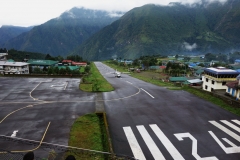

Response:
(137, 125), (165, 160)
(64, 82), (68, 90)
(123, 127), (146, 160)
(209, 121), (240, 142)
(141, 88), (155, 98)
(222, 138), (238, 147)
(232, 120), (240, 125)
(220, 120), (240, 133)
(150, 124), (184, 160)
(126, 81), (133, 84)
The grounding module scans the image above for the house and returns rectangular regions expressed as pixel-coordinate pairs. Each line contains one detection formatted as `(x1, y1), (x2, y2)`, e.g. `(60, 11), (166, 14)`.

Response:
(169, 77), (188, 83)
(226, 80), (239, 99)
(27, 59), (58, 69)
(194, 69), (204, 78)
(202, 67), (239, 92)
(187, 79), (203, 86)
(209, 60), (219, 66)
(72, 62), (87, 67)
(0, 61), (29, 74)
(228, 64), (240, 70)
(62, 60), (72, 65)
(234, 59), (240, 64)
(0, 53), (8, 61)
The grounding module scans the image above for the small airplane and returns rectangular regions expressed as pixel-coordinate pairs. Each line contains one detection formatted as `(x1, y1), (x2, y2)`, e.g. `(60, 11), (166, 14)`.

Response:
(114, 69), (121, 78)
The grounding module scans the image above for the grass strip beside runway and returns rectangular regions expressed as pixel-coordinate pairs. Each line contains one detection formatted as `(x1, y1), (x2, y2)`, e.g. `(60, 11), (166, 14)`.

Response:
(80, 63), (114, 92)
(66, 113), (109, 158)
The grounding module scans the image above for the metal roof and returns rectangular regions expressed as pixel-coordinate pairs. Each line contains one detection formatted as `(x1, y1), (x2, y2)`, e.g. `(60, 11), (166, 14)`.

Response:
(27, 59), (58, 66)
(169, 77), (188, 82)
(187, 79), (202, 83)
(0, 61), (29, 66)
(204, 67), (239, 75)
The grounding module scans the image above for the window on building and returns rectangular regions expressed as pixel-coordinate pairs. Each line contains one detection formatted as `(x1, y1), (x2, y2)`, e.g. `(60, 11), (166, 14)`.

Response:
(205, 85), (208, 89)
(206, 78), (208, 82)
(212, 80), (215, 85)
(222, 82), (226, 85)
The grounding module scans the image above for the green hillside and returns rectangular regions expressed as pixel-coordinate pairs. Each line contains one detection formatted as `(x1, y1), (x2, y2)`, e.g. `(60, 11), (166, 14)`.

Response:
(72, 0), (240, 60)
(3, 8), (123, 57)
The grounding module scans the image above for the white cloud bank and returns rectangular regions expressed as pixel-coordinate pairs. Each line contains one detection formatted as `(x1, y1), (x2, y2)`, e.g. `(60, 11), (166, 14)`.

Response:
(0, 0), (228, 27)
(182, 42), (198, 51)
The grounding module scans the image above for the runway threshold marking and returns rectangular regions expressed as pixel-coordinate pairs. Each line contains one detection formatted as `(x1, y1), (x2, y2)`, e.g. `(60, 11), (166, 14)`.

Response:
(137, 125), (165, 160)
(150, 124), (184, 160)
(141, 88), (155, 98)
(0, 122), (51, 154)
(123, 126), (146, 160)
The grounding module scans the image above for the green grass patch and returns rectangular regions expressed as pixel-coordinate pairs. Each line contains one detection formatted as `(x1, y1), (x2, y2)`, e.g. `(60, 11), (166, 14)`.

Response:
(65, 113), (109, 159)
(182, 86), (240, 116)
(79, 67), (85, 73)
(80, 63), (114, 92)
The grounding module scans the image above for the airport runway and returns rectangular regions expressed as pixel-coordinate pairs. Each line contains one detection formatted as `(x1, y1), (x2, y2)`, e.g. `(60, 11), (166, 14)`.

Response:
(95, 62), (240, 160)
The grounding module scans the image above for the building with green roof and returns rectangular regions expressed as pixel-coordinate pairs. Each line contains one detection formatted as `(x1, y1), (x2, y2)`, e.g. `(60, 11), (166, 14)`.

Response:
(169, 77), (188, 83)
(27, 59), (58, 69)
(58, 66), (80, 71)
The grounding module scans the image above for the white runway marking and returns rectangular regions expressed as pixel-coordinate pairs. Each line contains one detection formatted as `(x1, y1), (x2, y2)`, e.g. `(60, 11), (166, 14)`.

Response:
(232, 120), (240, 125)
(175, 133), (218, 160)
(209, 121), (240, 142)
(141, 88), (155, 98)
(209, 120), (240, 154)
(137, 125), (165, 160)
(11, 130), (18, 137)
(123, 126), (146, 160)
(64, 82), (68, 90)
(220, 120), (240, 133)
(150, 124), (184, 160)
(126, 81), (133, 84)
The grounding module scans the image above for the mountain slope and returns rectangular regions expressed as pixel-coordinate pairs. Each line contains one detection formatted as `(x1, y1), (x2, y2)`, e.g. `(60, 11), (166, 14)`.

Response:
(0, 25), (33, 46)
(72, 0), (240, 60)
(3, 7), (124, 57)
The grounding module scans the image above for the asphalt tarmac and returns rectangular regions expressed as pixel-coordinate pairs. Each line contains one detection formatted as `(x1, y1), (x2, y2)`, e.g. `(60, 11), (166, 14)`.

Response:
(0, 77), (95, 157)
(95, 62), (240, 160)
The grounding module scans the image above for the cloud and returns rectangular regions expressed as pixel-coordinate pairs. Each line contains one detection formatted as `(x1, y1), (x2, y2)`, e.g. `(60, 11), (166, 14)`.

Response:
(0, 0), (231, 27)
(182, 42), (198, 51)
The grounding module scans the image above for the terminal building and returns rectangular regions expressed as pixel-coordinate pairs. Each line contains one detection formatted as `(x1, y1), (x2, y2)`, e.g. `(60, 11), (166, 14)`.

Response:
(0, 52), (29, 74)
(202, 67), (239, 92)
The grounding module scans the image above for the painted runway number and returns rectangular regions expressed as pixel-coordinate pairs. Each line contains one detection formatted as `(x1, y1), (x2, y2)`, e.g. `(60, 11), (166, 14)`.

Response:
(123, 119), (240, 159)
(174, 133), (218, 160)
(209, 119), (240, 154)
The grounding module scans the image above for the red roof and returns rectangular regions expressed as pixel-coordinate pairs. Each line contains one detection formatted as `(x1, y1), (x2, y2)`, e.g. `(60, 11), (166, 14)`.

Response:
(62, 60), (72, 63)
(72, 62), (87, 65)
(160, 66), (166, 69)
(226, 81), (238, 89)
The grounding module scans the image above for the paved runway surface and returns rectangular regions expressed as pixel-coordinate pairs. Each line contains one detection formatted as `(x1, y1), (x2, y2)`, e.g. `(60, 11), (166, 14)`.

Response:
(95, 62), (240, 160)
(0, 78), (95, 156)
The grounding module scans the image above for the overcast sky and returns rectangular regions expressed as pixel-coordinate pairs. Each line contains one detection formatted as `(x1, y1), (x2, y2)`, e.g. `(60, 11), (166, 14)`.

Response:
(0, 0), (228, 27)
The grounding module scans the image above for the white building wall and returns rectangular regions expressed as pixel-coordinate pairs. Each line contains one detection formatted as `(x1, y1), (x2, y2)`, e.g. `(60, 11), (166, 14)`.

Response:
(202, 76), (227, 92)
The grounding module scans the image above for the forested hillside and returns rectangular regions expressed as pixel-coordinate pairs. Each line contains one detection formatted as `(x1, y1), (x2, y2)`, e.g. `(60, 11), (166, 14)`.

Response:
(3, 7), (124, 57)
(72, 0), (240, 60)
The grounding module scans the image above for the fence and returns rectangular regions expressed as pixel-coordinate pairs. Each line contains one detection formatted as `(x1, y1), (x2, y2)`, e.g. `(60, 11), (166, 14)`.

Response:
(0, 135), (137, 160)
